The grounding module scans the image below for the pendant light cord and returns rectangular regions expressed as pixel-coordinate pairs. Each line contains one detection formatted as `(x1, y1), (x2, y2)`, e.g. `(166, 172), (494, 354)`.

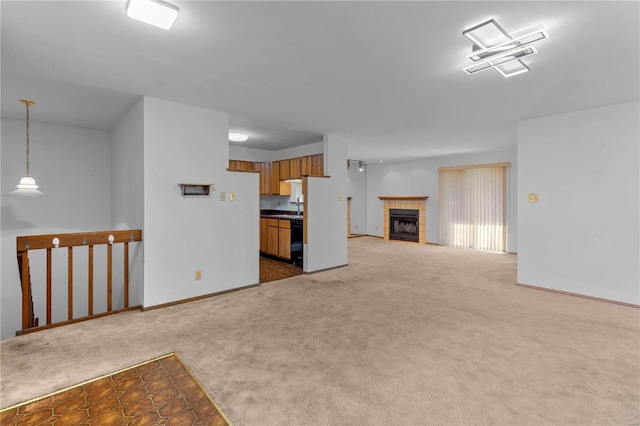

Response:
(25, 101), (30, 177)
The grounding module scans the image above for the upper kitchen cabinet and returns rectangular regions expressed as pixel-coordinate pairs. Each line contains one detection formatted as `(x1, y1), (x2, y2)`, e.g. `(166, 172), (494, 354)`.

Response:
(254, 162), (271, 195)
(271, 161), (281, 194)
(289, 157), (301, 179)
(310, 154), (324, 176)
(228, 159), (255, 171)
(297, 154), (324, 177)
(279, 159), (290, 180)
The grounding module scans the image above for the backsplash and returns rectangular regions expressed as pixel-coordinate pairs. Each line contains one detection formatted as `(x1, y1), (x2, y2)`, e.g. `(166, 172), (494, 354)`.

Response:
(260, 195), (304, 211)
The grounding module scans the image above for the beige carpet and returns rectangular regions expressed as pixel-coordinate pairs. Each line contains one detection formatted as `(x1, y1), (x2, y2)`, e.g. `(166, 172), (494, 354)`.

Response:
(1, 237), (638, 425)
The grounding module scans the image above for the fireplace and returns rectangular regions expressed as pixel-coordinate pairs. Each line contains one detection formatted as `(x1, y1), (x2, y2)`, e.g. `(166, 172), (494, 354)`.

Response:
(389, 209), (419, 242)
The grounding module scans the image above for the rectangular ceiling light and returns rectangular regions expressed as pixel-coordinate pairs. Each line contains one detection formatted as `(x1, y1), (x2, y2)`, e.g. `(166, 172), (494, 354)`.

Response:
(463, 46), (537, 74)
(467, 30), (548, 62)
(494, 60), (531, 78)
(463, 19), (512, 49)
(127, 0), (178, 30)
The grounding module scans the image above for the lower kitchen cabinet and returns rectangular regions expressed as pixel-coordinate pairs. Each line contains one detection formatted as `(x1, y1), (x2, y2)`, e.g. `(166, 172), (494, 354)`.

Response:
(278, 220), (291, 259)
(267, 219), (279, 257)
(260, 218), (268, 252)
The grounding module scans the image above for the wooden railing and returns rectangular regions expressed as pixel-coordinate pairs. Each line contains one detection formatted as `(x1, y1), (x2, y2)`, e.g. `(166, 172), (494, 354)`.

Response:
(16, 229), (142, 335)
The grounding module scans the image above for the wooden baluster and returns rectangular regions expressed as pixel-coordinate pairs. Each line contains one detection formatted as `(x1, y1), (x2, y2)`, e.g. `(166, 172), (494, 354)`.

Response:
(107, 243), (112, 312)
(88, 245), (94, 316)
(123, 242), (129, 308)
(68, 247), (73, 320)
(46, 248), (52, 325)
(20, 251), (30, 330)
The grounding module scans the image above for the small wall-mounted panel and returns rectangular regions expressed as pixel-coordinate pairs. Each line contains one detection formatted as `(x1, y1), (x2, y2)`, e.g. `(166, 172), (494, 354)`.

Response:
(179, 184), (213, 197)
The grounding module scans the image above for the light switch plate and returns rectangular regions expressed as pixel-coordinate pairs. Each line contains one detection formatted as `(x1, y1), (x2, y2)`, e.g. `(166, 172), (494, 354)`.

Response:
(229, 192), (235, 201)
(220, 192), (226, 201)
(195, 270), (202, 280)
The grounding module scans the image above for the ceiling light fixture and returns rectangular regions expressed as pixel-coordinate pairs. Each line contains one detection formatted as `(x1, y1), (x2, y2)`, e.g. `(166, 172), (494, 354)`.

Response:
(228, 132), (249, 142)
(9, 100), (45, 196)
(126, 0), (178, 30)
(462, 19), (548, 77)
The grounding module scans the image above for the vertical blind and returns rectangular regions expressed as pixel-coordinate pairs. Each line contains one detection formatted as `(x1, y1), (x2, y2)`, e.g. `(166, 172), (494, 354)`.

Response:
(439, 165), (508, 253)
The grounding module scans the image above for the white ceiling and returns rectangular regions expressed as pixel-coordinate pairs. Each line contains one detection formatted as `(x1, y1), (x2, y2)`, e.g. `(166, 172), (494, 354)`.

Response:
(2, 1), (639, 161)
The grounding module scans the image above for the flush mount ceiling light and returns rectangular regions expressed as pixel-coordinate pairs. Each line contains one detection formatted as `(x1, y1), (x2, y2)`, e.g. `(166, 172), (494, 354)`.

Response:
(462, 19), (548, 77)
(126, 0), (178, 30)
(8, 100), (45, 196)
(228, 132), (249, 142)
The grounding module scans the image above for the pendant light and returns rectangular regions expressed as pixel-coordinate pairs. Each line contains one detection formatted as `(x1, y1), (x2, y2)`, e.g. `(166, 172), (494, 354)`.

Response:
(10, 100), (45, 196)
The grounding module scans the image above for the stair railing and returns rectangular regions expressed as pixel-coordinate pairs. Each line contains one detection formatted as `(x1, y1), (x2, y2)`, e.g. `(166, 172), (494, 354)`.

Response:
(16, 229), (142, 335)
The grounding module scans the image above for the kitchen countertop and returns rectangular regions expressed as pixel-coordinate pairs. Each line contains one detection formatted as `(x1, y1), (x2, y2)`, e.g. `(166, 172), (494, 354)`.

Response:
(261, 214), (303, 220)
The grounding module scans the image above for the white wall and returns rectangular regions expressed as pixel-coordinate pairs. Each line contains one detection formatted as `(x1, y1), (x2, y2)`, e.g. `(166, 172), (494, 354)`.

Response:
(365, 148), (518, 252)
(111, 98), (145, 306)
(303, 135), (348, 272)
(142, 97), (259, 308)
(1, 119), (112, 339)
(517, 101), (639, 305)
(229, 145), (274, 163)
(347, 163), (367, 234)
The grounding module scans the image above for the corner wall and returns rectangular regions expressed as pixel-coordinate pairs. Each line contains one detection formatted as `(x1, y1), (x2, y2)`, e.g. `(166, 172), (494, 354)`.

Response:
(517, 101), (639, 304)
(142, 97), (259, 308)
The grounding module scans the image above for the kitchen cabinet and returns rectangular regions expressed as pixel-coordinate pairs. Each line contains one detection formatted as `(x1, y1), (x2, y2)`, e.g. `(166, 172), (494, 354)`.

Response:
(271, 161), (281, 194)
(301, 155), (311, 176)
(228, 160), (254, 171)
(311, 154), (324, 176)
(260, 218), (268, 252)
(264, 218), (293, 260)
(267, 219), (279, 256)
(289, 158), (301, 179)
(278, 219), (291, 259)
(254, 162), (271, 195)
(279, 159), (290, 180)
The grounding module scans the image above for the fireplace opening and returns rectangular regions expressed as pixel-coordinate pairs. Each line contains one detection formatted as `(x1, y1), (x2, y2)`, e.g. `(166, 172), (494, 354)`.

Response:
(389, 209), (419, 242)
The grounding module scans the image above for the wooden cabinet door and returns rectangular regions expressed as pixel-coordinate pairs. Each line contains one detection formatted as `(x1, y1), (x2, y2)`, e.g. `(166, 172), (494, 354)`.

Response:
(289, 158), (301, 179)
(311, 154), (324, 176)
(260, 218), (268, 252)
(279, 181), (291, 196)
(241, 161), (254, 171)
(254, 162), (271, 195)
(228, 160), (239, 170)
(279, 159), (290, 180)
(267, 222), (279, 256)
(271, 161), (280, 195)
(301, 156), (312, 176)
(278, 227), (291, 260)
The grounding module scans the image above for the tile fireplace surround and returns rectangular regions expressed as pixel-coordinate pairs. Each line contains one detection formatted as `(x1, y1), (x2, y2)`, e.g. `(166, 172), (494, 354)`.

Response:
(379, 196), (428, 244)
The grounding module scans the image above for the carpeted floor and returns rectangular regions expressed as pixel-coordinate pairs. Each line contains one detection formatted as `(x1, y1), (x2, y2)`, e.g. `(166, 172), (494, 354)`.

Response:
(1, 237), (638, 425)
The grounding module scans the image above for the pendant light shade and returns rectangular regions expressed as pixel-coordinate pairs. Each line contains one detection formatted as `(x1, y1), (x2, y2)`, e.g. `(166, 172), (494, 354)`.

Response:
(9, 100), (45, 196)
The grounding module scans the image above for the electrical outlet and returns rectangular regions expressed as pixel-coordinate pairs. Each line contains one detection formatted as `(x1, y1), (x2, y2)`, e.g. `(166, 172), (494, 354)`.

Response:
(195, 270), (202, 280)
(528, 193), (539, 203)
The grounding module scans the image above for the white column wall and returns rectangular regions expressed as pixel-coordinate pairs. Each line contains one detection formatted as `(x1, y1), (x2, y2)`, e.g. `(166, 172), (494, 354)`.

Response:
(517, 101), (639, 304)
(303, 135), (348, 272)
(142, 97), (259, 308)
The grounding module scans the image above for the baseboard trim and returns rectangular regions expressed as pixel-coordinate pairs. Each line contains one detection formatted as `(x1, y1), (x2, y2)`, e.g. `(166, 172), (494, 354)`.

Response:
(143, 284), (260, 311)
(517, 283), (639, 309)
(304, 263), (349, 274)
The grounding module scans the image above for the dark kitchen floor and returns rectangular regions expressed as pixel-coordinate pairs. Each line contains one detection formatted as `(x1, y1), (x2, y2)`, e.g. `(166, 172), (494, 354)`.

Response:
(259, 256), (303, 283)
